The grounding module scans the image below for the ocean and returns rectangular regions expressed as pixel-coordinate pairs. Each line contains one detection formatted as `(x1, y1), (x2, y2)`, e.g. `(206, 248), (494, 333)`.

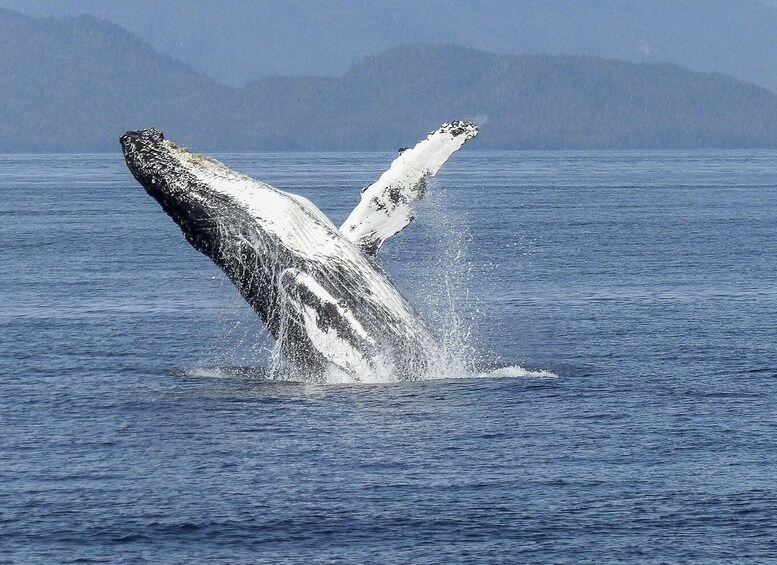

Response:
(1, 150), (776, 563)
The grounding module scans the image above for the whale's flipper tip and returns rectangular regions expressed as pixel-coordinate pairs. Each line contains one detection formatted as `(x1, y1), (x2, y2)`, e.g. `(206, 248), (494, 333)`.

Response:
(438, 120), (479, 140)
(340, 120), (478, 255)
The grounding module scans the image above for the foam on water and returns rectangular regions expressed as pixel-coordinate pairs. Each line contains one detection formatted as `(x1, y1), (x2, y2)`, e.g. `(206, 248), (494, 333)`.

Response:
(175, 363), (558, 384)
(474, 365), (558, 379)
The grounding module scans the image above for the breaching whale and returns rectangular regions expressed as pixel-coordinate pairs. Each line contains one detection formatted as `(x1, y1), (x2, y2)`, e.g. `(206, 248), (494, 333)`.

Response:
(120, 122), (478, 381)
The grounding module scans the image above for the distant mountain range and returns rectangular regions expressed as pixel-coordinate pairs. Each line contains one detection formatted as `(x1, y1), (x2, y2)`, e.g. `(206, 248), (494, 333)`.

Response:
(3, 0), (777, 94)
(2, 7), (777, 152)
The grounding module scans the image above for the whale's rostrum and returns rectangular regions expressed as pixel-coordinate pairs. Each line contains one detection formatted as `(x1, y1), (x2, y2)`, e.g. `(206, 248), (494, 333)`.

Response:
(120, 122), (478, 381)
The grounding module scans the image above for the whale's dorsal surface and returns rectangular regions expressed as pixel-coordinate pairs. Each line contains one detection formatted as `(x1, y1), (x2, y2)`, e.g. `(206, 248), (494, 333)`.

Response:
(341, 121), (478, 255)
(120, 122), (477, 380)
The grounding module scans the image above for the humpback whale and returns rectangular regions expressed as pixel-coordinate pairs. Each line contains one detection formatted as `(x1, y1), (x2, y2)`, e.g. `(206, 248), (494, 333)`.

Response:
(120, 122), (478, 381)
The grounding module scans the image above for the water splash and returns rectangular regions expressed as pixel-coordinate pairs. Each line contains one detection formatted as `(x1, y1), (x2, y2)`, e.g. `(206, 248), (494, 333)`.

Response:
(387, 179), (480, 380)
(201, 181), (550, 384)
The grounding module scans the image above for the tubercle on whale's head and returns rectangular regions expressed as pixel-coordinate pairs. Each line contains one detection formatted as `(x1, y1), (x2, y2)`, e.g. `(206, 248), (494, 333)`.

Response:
(120, 128), (176, 198)
(119, 128), (166, 165)
(119, 127), (164, 148)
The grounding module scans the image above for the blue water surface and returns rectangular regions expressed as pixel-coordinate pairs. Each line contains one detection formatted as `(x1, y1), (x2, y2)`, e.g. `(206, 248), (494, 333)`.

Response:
(1, 150), (776, 563)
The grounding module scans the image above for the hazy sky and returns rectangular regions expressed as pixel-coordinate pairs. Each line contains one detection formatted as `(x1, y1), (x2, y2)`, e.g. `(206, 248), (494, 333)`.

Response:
(3, 0), (777, 92)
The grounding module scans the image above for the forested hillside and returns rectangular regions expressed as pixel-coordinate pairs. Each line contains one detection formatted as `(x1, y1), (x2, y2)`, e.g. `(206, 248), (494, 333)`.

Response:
(0, 8), (230, 151)
(3, 9), (777, 152)
(236, 45), (777, 150)
(4, 0), (777, 94)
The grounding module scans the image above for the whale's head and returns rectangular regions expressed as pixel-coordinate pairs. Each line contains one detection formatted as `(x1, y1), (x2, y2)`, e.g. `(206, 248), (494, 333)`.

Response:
(120, 129), (221, 250)
(120, 128), (284, 319)
(120, 128), (273, 263)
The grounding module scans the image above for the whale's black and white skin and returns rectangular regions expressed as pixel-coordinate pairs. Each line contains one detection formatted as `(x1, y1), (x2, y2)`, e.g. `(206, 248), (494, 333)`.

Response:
(120, 122), (477, 381)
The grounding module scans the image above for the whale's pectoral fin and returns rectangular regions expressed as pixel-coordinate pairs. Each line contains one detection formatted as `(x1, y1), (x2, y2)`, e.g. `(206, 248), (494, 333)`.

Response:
(278, 268), (378, 379)
(339, 120), (478, 256)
